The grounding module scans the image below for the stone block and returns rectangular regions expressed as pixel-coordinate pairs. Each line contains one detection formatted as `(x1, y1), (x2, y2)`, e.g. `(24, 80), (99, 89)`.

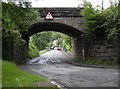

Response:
(94, 45), (101, 49)
(100, 45), (106, 50)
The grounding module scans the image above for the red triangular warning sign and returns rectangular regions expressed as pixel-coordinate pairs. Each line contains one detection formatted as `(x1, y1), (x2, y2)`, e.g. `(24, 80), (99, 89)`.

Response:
(45, 12), (54, 20)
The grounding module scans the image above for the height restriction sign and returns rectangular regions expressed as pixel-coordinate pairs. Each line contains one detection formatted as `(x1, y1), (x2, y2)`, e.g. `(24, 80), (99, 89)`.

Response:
(44, 12), (54, 20)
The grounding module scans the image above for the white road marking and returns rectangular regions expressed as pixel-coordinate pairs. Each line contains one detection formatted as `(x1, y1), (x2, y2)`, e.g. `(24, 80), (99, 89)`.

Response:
(114, 73), (120, 75)
(58, 67), (79, 71)
(51, 81), (61, 88)
(51, 66), (79, 71)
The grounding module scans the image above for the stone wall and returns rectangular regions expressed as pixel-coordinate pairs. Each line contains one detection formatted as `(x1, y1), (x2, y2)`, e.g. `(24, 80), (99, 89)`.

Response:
(2, 36), (27, 64)
(3, 34), (118, 64)
(13, 41), (27, 64)
(72, 36), (84, 59)
(2, 36), (14, 60)
(39, 17), (84, 31)
(85, 38), (118, 61)
(38, 8), (83, 17)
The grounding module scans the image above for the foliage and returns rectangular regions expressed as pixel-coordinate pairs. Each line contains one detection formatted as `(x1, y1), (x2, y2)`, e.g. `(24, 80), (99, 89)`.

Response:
(2, 60), (48, 87)
(30, 31), (72, 52)
(81, 1), (119, 40)
(49, 32), (72, 51)
(102, 4), (119, 39)
(28, 38), (39, 59)
(2, 1), (40, 48)
(2, 2), (39, 33)
(63, 35), (72, 52)
(81, 1), (98, 40)
(2, 2), (40, 60)
(31, 32), (53, 51)
(74, 57), (118, 66)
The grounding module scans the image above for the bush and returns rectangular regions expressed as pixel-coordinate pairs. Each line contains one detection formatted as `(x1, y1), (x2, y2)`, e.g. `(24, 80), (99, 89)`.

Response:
(28, 40), (39, 59)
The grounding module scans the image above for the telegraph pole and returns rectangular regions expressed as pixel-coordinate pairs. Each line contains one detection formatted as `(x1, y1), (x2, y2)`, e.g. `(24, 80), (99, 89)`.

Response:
(102, 0), (104, 10)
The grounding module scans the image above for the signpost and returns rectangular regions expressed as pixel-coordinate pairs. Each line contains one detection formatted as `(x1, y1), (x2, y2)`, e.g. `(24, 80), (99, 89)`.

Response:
(44, 12), (54, 20)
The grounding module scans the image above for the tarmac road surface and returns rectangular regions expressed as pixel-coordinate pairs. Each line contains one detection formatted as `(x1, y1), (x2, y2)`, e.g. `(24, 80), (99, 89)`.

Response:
(20, 50), (119, 88)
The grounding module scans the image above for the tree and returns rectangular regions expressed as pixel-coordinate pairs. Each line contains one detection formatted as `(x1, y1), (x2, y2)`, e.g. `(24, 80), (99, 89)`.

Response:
(103, 2), (119, 39)
(2, 1), (40, 60)
(2, 1), (40, 44)
(2, 2), (39, 34)
(31, 32), (53, 50)
(81, 1), (98, 40)
(30, 31), (72, 51)
(81, 1), (119, 40)
(28, 38), (39, 59)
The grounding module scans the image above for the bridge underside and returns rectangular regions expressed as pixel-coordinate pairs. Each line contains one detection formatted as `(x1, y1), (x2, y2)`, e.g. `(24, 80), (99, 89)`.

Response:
(22, 22), (82, 40)
(21, 22), (84, 62)
(2, 22), (118, 64)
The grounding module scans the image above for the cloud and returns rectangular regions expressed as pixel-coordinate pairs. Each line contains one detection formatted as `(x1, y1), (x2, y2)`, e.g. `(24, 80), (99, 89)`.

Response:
(30, 0), (118, 8)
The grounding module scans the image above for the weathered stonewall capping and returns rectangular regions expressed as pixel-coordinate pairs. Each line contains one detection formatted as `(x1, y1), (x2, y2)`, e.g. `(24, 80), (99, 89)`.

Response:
(37, 8), (83, 17)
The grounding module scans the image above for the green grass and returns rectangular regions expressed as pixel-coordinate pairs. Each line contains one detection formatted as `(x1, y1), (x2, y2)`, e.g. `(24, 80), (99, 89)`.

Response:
(0, 60), (2, 88)
(2, 60), (50, 87)
(74, 57), (118, 67)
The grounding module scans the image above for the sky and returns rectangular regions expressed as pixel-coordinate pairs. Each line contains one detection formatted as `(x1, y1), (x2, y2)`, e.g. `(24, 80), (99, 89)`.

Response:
(30, 0), (118, 9)
(3, 0), (118, 9)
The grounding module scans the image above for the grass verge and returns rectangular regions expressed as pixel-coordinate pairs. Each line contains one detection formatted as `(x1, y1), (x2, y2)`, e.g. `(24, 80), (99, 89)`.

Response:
(73, 57), (118, 67)
(2, 60), (59, 89)
(0, 60), (2, 88)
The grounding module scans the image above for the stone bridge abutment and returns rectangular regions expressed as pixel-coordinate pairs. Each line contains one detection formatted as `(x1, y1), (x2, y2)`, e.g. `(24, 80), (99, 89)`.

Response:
(8, 7), (84, 63)
(2, 8), (118, 64)
(21, 21), (84, 62)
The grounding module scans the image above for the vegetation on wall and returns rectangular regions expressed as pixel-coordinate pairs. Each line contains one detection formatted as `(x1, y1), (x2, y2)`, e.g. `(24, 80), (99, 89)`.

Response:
(2, 1), (39, 39)
(2, 1), (40, 60)
(28, 38), (39, 59)
(80, 1), (119, 65)
(82, 1), (119, 40)
(2, 2), (39, 34)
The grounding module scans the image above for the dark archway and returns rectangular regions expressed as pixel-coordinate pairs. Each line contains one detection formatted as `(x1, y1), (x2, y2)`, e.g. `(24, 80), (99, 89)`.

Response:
(21, 22), (84, 60)
(22, 22), (83, 40)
